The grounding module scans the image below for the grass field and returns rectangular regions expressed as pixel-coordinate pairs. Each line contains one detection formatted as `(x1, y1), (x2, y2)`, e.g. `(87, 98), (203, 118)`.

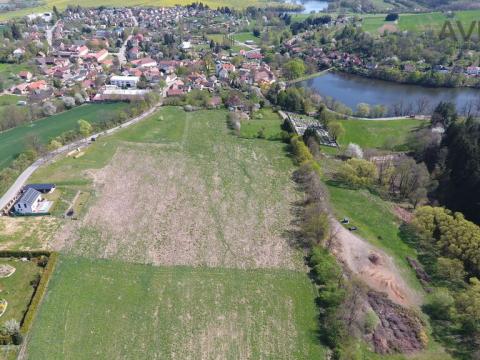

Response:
(21, 106), (327, 359)
(26, 256), (324, 359)
(28, 107), (303, 269)
(338, 119), (423, 150)
(232, 31), (261, 44)
(239, 108), (285, 139)
(0, 0), (268, 21)
(0, 103), (128, 171)
(361, 9), (480, 34)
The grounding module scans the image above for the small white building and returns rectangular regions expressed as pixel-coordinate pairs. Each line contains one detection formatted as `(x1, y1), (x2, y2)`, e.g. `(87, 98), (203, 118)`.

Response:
(14, 188), (43, 214)
(110, 75), (139, 89)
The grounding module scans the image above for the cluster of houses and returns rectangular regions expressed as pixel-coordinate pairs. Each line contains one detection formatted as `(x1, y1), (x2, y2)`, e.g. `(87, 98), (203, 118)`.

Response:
(4, 5), (278, 108)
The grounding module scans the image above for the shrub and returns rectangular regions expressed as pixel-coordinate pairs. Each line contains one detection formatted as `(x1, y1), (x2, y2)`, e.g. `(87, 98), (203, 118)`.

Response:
(21, 252), (59, 336)
(337, 158), (378, 188)
(344, 143), (363, 159)
(290, 135), (313, 164)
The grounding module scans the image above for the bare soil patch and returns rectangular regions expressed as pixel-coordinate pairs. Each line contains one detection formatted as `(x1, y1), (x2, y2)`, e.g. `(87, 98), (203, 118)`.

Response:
(331, 220), (421, 307)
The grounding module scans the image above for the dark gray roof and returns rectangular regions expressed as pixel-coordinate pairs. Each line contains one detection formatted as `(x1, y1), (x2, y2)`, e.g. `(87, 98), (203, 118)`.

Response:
(18, 188), (41, 206)
(24, 183), (55, 191)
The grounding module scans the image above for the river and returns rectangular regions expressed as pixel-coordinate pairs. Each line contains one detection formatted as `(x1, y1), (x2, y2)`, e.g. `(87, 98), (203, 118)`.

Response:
(285, 0), (329, 13)
(299, 72), (480, 115)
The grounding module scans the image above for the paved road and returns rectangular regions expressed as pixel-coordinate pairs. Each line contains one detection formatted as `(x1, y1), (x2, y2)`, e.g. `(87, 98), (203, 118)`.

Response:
(46, 20), (60, 48)
(114, 34), (132, 65)
(0, 103), (161, 214)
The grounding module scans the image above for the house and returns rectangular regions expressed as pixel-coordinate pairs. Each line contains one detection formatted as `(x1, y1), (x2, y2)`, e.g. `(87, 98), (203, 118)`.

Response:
(18, 71), (33, 81)
(13, 48), (25, 58)
(27, 80), (48, 92)
(131, 57), (157, 68)
(466, 66), (480, 76)
(14, 188), (44, 214)
(181, 41), (192, 50)
(110, 75), (139, 88)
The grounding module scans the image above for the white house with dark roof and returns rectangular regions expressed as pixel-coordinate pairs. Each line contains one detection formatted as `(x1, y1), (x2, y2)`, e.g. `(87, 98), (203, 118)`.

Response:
(14, 188), (43, 214)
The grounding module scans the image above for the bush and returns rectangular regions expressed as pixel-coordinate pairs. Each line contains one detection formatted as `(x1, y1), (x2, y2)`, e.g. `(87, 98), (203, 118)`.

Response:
(337, 158), (378, 188)
(290, 135), (313, 164)
(21, 252), (59, 336)
(385, 13), (399, 21)
(425, 288), (455, 320)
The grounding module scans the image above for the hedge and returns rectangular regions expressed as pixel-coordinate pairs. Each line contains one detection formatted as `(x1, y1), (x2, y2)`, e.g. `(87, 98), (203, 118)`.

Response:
(20, 252), (59, 336)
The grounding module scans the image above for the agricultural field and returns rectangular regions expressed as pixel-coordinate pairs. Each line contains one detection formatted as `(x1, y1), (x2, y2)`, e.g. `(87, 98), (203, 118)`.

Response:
(28, 107), (304, 269)
(0, 103), (128, 171)
(11, 106), (329, 359)
(361, 9), (480, 34)
(338, 118), (423, 150)
(26, 256), (324, 359)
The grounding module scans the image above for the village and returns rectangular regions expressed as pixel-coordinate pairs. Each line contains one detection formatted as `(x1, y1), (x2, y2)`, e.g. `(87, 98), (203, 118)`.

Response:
(2, 5), (280, 114)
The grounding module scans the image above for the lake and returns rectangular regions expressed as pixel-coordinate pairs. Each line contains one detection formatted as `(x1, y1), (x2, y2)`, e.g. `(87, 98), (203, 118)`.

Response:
(285, 0), (329, 13)
(299, 72), (480, 115)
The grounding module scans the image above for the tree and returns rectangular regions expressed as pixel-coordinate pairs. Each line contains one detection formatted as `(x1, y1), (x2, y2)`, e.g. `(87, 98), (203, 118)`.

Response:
(344, 143), (363, 159)
(62, 96), (75, 109)
(53, 5), (60, 19)
(385, 13), (399, 21)
(431, 101), (457, 128)
(42, 101), (56, 116)
(337, 159), (378, 188)
(439, 117), (480, 224)
(78, 119), (92, 137)
(47, 139), (63, 151)
(425, 288), (455, 320)
(355, 103), (370, 118)
(284, 59), (305, 80)
(327, 121), (345, 141)
(435, 257), (466, 289)
(456, 278), (480, 336)
(302, 203), (330, 246)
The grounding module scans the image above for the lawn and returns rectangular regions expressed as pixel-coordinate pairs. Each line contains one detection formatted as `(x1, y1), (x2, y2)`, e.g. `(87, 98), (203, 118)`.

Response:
(26, 256), (324, 359)
(0, 103), (128, 171)
(232, 31), (260, 44)
(338, 118), (423, 150)
(239, 108), (285, 139)
(0, 258), (42, 326)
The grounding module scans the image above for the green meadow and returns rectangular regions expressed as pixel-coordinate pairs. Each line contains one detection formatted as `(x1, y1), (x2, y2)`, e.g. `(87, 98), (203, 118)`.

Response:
(26, 256), (324, 359)
(0, 103), (127, 171)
